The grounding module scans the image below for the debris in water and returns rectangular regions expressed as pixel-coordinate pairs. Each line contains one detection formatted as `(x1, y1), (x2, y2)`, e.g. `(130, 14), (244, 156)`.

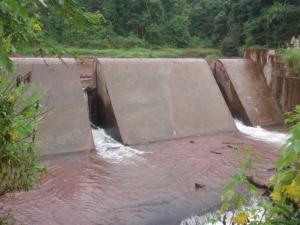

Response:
(195, 183), (205, 190)
(226, 144), (237, 149)
(210, 151), (222, 155)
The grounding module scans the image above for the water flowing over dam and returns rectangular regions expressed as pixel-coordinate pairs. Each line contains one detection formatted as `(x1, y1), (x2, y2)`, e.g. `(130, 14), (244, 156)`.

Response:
(2, 50), (298, 225)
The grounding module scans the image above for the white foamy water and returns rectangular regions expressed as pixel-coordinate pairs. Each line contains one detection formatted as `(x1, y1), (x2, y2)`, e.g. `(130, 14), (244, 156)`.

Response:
(234, 120), (288, 146)
(92, 128), (145, 163)
(180, 201), (264, 225)
(180, 213), (225, 225)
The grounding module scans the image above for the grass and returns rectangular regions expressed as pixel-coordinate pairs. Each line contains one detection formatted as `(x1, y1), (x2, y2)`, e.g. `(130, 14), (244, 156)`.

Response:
(66, 47), (222, 59)
(0, 209), (15, 225)
(279, 48), (300, 75)
(22, 47), (222, 59)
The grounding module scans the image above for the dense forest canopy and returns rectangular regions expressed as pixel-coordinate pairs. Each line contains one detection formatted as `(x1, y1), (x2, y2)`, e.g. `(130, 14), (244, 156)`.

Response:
(42, 0), (299, 55)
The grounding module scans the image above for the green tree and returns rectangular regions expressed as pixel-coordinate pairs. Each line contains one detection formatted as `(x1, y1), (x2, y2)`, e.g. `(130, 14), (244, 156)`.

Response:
(0, 0), (101, 195)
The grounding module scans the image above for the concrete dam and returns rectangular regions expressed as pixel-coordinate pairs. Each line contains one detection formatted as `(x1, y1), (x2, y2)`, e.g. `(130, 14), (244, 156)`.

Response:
(11, 52), (294, 153)
(3, 50), (299, 225)
(93, 58), (235, 145)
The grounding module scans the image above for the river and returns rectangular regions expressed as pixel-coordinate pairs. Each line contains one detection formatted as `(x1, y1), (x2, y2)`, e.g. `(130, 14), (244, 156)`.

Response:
(0, 122), (287, 225)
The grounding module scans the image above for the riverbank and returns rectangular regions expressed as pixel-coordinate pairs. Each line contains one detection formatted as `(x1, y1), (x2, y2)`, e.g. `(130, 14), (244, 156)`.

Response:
(19, 47), (222, 59)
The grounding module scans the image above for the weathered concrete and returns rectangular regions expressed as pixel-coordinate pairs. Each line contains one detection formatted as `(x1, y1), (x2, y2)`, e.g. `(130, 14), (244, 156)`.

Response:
(214, 59), (283, 126)
(93, 59), (117, 129)
(244, 48), (300, 112)
(272, 76), (300, 112)
(12, 58), (94, 156)
(94, 58), (236, 145)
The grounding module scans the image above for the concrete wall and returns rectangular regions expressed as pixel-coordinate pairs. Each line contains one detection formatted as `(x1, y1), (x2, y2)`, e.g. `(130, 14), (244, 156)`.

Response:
(12, 58), (94, 156)
(94, 58), (236, 145)
(213, 59), (283, 126)
(244, 48), (300, 112)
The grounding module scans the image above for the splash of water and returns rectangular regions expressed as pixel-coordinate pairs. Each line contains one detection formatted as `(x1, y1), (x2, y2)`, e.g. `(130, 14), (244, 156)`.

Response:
(180, 213), (224, 225)
(92, 128), (145, 163)
(180, 201), (264, 225)
(234, 120), (288, 146)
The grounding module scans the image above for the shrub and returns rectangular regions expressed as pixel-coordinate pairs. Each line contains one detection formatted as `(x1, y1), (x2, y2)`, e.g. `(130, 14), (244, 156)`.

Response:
(189, 37), (214, 48)
(279, 48), (300, 75)
(0, 74), (46, 195)
(178, 48), (221, 58)
(0, 208), (15, 225)
(220, 105), (300, 225)
(221, 36), (239, 57)
(110, 33), (148, 49)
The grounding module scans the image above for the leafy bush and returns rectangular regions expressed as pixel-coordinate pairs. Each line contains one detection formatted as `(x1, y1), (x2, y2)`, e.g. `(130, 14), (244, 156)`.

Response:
(221, 36), (239, 57)
(178, 48), (222, 58)
(0, 75), (46, 194)
(220, 105), (300, 225)
(205, 54), (221, 60)
(0, 207), (15, 225)
(110, 34), (148, 49)
(279, 48), (300, 75)
(164, 15), (191, 48)
(189, 37), (214, 48)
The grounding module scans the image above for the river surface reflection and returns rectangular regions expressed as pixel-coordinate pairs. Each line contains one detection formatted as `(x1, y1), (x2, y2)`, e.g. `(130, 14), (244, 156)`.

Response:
(1, 132), (280, 225)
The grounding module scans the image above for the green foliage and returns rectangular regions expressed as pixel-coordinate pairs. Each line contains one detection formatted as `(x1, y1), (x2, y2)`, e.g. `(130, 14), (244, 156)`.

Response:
(165, 15), (191, 48)
(60, 0), (299, 53)
(189, 0), (224, 40)
(110, 34), (148, 49)
(244, 3), (300, 48)
(0, 0), (103, 71)
(0, 75), (46, 194)
(221, 36), (239, 57)
(2, 0), (298, 54)
(279, 48), (300, 75)
(37, 47), (220, 59)
(0, 208), (15, 225)
(220, 105), (300, 225)
(189, 37), (213, 49)
(0, 0), (100, 195)
(0, 0), (43, 71)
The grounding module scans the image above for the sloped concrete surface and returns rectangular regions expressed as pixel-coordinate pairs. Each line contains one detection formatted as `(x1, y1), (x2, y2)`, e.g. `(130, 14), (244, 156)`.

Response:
(12, 58), (94, 156)
(215, 59), (283, 126)
(244, 48), (300, 112)
(95, 58), (236, 145)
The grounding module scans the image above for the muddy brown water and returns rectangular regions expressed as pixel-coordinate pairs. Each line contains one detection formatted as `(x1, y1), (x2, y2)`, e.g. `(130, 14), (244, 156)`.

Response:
(1, 133), (279, 225)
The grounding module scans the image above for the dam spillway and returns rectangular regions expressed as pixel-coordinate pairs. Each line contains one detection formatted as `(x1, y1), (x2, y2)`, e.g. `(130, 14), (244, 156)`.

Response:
(213, 59), (283, 126)
(12, 58), (94, 156)
(9, 55), (290, 155)
(94, 58), (236, 145)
